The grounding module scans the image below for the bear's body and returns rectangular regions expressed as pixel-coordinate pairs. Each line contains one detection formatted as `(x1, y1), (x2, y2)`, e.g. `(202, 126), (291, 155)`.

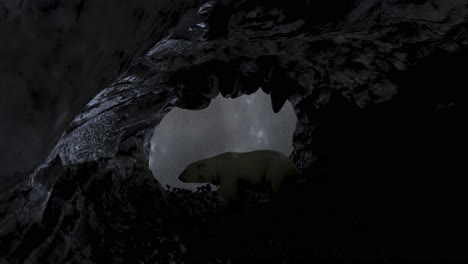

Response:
(178, 150), (299, 208)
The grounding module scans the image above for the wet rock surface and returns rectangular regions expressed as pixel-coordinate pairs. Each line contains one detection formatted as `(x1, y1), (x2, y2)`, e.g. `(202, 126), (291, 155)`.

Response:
(1, 0), (467, 263)
(0, 0), (206, 191)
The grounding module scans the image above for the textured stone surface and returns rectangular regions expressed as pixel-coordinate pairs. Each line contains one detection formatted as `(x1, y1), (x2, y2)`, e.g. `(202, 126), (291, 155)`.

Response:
(0, 0), (205, 190)
(1, 0), (467, 262)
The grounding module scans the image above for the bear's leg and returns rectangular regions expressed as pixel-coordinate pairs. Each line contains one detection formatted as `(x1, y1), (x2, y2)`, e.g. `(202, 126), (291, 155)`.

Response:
(267, 169), (292, 215)
(269, 169), (286, 194)
(220, 177), (239, 208)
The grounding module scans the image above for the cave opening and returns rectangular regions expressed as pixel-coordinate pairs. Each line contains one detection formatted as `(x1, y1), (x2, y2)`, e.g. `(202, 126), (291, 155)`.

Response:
(149, 89), (297, 190)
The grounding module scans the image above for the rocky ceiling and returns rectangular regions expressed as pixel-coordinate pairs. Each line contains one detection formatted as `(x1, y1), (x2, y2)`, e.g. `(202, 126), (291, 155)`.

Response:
(0, 0), (467, 263)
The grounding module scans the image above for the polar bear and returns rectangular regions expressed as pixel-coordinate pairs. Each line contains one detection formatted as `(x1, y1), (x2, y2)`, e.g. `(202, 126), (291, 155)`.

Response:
(178, 150), (299, 208)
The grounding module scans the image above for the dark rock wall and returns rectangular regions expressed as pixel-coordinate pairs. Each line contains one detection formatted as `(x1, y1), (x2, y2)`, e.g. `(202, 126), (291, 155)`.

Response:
(0, 0), (467, 263)
(0, 0), (205, 191)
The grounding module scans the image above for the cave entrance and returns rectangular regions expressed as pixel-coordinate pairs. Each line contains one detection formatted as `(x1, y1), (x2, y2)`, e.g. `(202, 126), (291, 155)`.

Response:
(149, 89), (297, 190)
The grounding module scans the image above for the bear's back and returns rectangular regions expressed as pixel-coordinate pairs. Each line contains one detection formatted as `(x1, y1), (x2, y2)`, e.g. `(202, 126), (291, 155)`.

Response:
(239, 150), (284, 160)
(213, 150), (297, 179)
(243, 150), (296, 170)
(237, 150), (298, 177)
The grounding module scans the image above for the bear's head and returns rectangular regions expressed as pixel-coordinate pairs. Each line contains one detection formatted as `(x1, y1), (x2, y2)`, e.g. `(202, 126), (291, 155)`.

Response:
(178, 159), (218, 184)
